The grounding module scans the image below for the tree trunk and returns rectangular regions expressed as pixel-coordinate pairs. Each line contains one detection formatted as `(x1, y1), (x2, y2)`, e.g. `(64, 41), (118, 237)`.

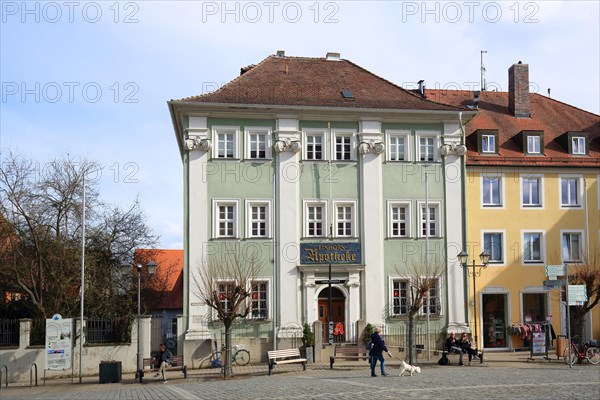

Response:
(407, 315), (416, 365)
(223, 324), (233, 378)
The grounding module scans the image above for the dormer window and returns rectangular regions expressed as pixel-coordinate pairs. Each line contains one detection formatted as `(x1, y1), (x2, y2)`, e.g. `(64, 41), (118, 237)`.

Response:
(475, 130), (499, 155)
(572, 137), (586, 155)
(482, 135), (495, 153)
(564, 131), (589, 156)
(527, 136), (540, 154)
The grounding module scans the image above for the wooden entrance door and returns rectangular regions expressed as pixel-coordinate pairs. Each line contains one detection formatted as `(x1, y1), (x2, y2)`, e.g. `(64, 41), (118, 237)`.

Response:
(318, 299), (345, 325)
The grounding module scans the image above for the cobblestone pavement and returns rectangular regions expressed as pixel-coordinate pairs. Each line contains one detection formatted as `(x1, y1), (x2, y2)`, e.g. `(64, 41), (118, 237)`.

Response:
(2, 355), (599, 400)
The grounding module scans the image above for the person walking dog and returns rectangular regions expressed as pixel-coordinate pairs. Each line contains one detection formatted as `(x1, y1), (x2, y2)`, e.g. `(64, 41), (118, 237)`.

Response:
(369, 326), (392, 377)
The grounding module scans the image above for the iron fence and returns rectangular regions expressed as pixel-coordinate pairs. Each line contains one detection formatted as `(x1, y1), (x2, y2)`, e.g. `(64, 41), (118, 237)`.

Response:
(86, 317), (131, 344)
(29, 319), (45, 346)
(321, 321), (357, 344)
(0, 319), (19, 347)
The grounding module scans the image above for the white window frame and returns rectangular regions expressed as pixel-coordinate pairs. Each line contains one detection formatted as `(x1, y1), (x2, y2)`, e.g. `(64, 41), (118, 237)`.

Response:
(521, 230), (545, 265)
(389, 277), (410, 317)
(559, 175), (582, 208)
(332, 129), (356, 161)
(416, 131), (440, 162)
(212, 199), (240, 239)
(212, 126), (240, 159)
(388, 276), (442, 317)
(520, 174), (544, 208)
(249, 277), (271, 320)
(334, 200), (356, 238)
(481, 174), (505, 208)
(481, 230), (506, 265)
(387, 200), (412, 238)
(561, 230), (584, 263)
(214, 279), (236, 316)
(245, 127), (272, 160)
(245, 199), (272, 239)
(527, 136), (541, 154)
(417, 201), (442, 238)
(571, 137), (586, 155)
(481, 134), (495, 153)
(303, 129), (326, 161)
(303, 200), (327, 238)
(386, 130), (411, 162)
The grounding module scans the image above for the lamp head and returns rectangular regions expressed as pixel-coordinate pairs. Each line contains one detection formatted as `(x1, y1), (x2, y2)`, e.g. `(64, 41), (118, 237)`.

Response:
(457, 251), (469, 266)
(147, 261), (157, 276)
(479, 250), (490, 266)
(120, 263), (131, 276)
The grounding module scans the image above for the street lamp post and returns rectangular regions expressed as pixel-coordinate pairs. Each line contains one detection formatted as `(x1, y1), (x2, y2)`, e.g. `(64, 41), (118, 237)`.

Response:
(122, 261), (157, 382)
(457, 250), (490, 353)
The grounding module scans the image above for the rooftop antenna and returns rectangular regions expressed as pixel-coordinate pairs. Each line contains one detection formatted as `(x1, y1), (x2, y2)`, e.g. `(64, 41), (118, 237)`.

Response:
(480, 50), (487, 91)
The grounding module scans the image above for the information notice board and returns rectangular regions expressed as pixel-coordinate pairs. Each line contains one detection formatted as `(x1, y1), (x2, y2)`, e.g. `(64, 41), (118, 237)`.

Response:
(528, 322), (550, 361)
(45, 314), (73, 370)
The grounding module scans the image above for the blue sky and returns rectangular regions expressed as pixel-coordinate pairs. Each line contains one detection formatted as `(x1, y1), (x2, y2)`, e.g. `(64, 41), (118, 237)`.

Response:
(1, 0), (599, 249)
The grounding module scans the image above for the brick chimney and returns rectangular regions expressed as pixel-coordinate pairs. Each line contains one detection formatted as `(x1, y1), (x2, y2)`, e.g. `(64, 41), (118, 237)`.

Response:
(508, 61), (530, 118)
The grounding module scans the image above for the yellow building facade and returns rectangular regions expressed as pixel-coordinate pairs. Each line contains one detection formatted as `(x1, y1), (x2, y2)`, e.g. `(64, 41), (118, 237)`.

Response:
(466, 167), (599, 350)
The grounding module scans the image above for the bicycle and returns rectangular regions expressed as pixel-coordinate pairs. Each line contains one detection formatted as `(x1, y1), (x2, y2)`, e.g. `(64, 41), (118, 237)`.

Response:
(210, 344), (251, 367)
(563, 336), (600, 365)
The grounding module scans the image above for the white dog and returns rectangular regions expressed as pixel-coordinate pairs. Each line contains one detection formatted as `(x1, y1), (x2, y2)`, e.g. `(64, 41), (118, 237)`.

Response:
(398, 360), (421, 376)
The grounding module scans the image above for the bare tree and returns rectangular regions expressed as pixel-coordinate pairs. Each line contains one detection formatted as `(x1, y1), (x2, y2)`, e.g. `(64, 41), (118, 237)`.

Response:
(397, 261), (443, 365)
(0, 151), (158, 319)
(192, 255), (260, 378)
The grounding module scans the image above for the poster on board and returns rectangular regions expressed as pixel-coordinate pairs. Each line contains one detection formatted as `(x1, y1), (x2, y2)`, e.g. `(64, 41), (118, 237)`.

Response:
(531, 331), (546, 355)
(45, 314), (73, 370)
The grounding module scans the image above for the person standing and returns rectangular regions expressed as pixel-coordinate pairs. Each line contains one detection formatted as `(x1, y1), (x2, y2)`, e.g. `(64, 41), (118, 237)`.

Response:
(370, 326), (391, 377)
(153, 343), (173, 383)
(445, 332), (464, 366)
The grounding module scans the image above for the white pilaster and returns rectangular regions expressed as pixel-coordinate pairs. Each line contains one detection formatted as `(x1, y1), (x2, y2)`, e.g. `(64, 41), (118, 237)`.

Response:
(358, 121), (385, 325)
(186, 116), (212, 339)
(275, 118), (301, 327)
(347, 272), (361, 324)
(443, 122), (468, 329)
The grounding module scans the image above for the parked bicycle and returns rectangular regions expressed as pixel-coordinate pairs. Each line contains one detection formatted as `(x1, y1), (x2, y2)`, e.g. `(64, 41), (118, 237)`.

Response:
(563, 336), (600, 365)
(210, 344), (251, 367)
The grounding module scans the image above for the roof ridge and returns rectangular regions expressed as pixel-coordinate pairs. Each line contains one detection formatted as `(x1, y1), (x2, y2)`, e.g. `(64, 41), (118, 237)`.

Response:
(342, 59), (464, 110)
(531, 93), (600, 118)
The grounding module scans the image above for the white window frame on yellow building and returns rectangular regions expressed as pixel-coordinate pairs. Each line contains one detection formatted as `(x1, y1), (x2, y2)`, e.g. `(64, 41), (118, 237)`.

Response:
(481, 229), (506, 265)
(560, 229), (584, 263)
(521, 229), (546, 266)
(520, 174), (544, 209)
(558, 174), (583, 209)
(480, 173), (505, 208)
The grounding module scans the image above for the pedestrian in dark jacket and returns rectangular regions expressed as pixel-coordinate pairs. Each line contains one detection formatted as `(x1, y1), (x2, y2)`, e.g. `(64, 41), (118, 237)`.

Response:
(153, 343), (173, 382)
(370, 326), (391, 376)
(459, 333), (479, 365)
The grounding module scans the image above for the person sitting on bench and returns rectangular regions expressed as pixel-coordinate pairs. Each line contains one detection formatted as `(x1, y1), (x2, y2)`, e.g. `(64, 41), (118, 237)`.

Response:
(153, 343), (173, 382)
(445, 332), (464, 366)
(459, 332), (479, 365)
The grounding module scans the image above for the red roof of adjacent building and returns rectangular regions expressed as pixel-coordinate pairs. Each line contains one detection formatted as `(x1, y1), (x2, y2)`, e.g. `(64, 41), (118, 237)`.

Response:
(179, 54), (465, 112)
(426, 89), (600, 167)
(134, 249), (183, 310)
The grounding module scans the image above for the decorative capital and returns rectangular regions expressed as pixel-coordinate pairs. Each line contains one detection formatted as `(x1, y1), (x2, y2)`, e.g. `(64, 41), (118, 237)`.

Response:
(358, 140), (385, 155)
(274, 138), (301, 153)
(185, 136), (212, 151)
(440, 143), (467, 156)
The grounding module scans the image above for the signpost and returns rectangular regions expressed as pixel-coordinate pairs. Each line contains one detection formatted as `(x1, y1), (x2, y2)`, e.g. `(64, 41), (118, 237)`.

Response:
(545, 264), (566, 279)
(567, 285), (588, 305)
(543, 279), (566, 289)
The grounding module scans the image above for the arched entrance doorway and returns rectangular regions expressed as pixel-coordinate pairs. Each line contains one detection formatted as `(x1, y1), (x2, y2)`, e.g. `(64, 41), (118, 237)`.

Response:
(317, 287), (346, 342)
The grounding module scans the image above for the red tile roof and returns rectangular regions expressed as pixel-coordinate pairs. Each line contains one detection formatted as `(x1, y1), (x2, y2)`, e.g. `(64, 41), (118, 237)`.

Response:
(179, 54), (465, 112)
(135, 249), (183, 310)
(426, 89), (600, 167)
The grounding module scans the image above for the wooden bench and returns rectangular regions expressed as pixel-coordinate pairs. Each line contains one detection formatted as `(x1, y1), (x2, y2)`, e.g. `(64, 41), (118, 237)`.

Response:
(330, 345), (370, 369)
(141, 355), (187, 382)
(267, 348), (307, 376)
(438, 348), (484, 365)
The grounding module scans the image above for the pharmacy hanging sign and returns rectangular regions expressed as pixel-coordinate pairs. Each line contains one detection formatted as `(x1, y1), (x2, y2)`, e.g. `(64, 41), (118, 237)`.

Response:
(300, 243), (361, 264)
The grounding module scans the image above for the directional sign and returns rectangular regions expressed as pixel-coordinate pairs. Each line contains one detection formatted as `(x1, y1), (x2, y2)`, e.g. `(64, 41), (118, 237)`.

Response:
(546, 264), (566, 279)
(315, 279), (346, 285)
(543, 279), (566, 288)
(568, 284), (588, 305)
